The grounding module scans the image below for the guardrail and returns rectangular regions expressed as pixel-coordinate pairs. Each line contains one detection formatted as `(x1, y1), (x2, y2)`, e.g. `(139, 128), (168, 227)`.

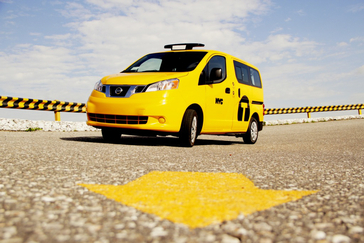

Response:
(265, 104), (363, 118)
(0, 96), (86, 121)
(1, 95), (363, 121)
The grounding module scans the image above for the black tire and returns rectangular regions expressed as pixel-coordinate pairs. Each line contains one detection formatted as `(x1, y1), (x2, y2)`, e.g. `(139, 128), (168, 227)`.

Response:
(101, 128), (122, 142)
(243, 117), (259, 144)
(179, 109), (198, 147)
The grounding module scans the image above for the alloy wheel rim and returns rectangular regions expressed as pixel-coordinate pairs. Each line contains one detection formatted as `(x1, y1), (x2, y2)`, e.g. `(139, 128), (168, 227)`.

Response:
(251, 121), (258, 142)
(191, 116), (197, 144)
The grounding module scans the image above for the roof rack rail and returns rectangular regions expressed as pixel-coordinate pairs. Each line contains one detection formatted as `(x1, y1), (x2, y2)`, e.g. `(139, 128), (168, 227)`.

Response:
(164, 43), (205, 50)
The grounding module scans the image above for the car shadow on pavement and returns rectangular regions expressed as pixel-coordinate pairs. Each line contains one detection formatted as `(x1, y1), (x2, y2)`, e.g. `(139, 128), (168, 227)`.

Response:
(60, 135), (244, 147)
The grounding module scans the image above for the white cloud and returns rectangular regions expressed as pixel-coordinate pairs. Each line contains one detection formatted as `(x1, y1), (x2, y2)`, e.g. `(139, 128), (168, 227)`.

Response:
(86, 0), (271, 22)
(270, 27), (283, 34)
(59, 2), (94, 20)
(347, 4), (364, 13)
(350, 37), (364, 44)
(353, 65), (364, 75)
(85, 0), (133, 10)
(61, 0), (273, 73)
(337, 42), (348, 47)
(0, 44), (95, 101)
(261, 59), (364, 108)
(296, 9), (305, 16)
(231, 34), (319, 65)
(45, 33), (72, 40)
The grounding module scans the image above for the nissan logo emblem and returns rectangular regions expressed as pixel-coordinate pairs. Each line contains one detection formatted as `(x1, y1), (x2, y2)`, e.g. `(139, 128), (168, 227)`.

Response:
(115, 87), (123, 95)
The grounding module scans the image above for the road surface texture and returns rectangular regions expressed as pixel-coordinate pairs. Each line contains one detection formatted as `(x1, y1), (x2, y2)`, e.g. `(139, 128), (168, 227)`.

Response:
(1, 119), (363, 243)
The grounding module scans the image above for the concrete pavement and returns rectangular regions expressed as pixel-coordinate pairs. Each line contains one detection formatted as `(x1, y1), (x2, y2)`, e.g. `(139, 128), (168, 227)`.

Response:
(1, 119), (363, 242)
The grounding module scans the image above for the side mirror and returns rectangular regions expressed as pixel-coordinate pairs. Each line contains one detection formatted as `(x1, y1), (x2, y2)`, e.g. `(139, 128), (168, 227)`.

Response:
(210, 68), (222, 81)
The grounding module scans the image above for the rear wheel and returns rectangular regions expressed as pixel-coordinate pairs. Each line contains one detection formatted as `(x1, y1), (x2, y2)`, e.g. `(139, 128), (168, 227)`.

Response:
(101, 128), (122, 142)
(243, 117), (258, 144)
(179, 109), (198, 147)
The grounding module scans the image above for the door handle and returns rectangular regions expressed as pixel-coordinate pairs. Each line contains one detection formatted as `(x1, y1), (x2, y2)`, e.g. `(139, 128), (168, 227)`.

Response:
(225, 88), (230, 94)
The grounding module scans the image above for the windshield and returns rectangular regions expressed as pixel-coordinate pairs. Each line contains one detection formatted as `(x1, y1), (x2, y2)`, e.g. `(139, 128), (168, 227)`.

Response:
(123, 52), (207, 73)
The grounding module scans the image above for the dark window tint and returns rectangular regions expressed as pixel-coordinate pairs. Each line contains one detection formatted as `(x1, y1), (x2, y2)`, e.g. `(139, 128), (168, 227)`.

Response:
(233, 61), (249, 85)
(199, 55), (226, 85)
(123, 52), (207, 73)
(250, 68), (262, 88)
(233, 61), (262, 88)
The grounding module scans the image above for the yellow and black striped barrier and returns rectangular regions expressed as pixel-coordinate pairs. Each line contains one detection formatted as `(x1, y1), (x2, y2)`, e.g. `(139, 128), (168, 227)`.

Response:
(0, 96), (86, 121)
(1, 95), (363, 121)
(265, 104), (364, 118)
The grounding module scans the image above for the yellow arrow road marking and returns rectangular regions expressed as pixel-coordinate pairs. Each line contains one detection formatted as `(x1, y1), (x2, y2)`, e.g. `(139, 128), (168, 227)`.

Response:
(80, 171), (318, 228)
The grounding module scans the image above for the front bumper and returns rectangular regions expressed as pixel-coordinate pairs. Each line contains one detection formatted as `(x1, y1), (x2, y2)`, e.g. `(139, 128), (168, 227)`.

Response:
(86, 90), (186, 133)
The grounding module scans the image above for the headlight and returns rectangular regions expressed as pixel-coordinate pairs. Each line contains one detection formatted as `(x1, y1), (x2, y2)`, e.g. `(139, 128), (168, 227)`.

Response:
(145, 78), (179, 92)
(94, 80), (104, 92)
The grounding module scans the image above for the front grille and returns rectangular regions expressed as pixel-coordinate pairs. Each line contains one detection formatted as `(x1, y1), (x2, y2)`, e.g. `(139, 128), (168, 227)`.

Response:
(110, 86), (130, 97)
(103, 85), (146, 97)
(88, 113), (148, 124)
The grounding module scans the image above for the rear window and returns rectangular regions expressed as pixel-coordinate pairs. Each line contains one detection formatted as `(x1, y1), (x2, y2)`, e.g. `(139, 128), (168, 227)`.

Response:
(234, 61), (262, 88)
(123, 52), (207, 73)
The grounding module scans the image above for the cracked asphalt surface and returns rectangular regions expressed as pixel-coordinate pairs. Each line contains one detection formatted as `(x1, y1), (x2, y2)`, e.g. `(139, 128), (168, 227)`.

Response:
(1, 119), (364, 243)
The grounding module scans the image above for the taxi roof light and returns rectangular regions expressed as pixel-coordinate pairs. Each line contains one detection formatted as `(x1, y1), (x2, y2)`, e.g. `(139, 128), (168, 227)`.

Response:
(164, 43), (205, 50)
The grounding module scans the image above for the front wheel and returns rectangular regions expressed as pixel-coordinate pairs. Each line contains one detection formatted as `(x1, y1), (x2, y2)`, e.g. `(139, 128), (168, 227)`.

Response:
(179, 109), (198, 147)
(101, 128), (122, 142)
(243, 117), (259, 144)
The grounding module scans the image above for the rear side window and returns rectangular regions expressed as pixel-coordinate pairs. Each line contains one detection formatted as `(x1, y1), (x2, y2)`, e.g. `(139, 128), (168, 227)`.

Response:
(233, 61), (262, 88)
(234, 61), (249, 85)
(250, 68), (262, 88)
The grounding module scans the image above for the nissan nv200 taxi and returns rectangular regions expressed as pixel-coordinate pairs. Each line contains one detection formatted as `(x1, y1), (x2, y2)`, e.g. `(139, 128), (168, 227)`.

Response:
(86, 43), (264, 147)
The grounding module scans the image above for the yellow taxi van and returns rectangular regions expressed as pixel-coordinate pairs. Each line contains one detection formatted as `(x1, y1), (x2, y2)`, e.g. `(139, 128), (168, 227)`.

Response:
(86, 43), (264, 146)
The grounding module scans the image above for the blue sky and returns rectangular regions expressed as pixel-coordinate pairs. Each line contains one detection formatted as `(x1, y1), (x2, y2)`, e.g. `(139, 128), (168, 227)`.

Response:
(0, 0), (363, 121)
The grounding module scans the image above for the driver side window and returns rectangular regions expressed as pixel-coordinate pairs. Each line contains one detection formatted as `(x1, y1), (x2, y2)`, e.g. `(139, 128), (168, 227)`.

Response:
(199, 55), (226, 85)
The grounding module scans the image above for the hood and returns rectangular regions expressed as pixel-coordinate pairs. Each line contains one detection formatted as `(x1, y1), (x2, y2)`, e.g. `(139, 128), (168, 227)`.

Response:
(101, 72), (189, 85)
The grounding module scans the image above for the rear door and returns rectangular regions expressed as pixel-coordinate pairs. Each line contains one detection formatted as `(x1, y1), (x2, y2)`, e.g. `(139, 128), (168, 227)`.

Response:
(231, 61), (252, 132)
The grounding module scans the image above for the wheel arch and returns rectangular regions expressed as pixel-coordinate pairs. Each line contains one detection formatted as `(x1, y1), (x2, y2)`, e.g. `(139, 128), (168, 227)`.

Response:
(251, 112), (263, 131)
